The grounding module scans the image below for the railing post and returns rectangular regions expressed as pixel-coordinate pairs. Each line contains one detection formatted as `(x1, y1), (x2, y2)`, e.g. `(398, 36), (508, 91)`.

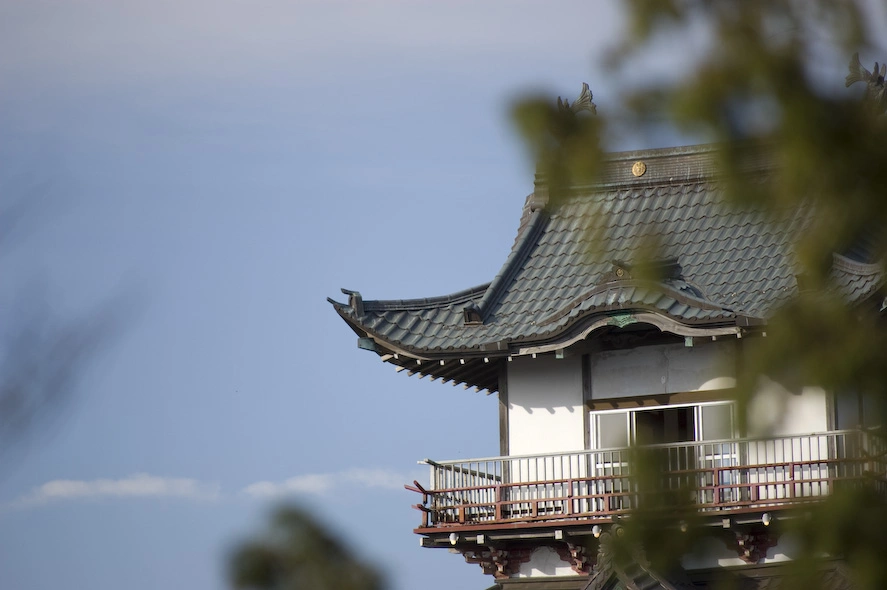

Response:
(566, 479), (574, 516)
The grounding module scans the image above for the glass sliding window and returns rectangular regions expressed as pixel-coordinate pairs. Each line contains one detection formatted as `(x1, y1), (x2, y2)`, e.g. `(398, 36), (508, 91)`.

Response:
(700, 403), (734, 441)
(588, 402), (737, 510)
(588, 411), (631, 512)
(697, 402), (737, 503)
(596, 411), (630, 449)
(633, 406), (695, 445)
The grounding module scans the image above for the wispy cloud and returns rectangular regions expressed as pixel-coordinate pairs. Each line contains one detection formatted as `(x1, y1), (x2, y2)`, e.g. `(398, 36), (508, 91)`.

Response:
(12, 473), (220, 508)
(242, 468), (412, 499)
(6, 468), (415, 510)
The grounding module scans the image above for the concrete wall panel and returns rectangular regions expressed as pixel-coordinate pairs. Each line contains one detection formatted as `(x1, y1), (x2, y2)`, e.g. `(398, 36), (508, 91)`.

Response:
(590, 341), (736, 399)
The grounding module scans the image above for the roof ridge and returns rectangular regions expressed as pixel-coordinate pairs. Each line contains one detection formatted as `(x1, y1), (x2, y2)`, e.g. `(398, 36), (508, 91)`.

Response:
(536, 143), (773, 194)
(361, 283), (490, 312)
(476, 209), (548, 322)
(832, 252), (883, 276)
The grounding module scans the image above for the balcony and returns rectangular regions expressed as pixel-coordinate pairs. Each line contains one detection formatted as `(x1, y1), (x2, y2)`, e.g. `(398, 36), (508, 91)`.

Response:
(408, 430), (886, 534)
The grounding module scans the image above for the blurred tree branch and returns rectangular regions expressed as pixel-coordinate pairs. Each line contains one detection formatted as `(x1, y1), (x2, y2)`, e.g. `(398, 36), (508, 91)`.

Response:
(0, 193), (133, 471)
(229, 505), (385, 590)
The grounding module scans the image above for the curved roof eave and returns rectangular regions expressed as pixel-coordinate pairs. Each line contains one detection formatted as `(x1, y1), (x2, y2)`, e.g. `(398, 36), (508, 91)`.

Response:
(514, 312), (744, 356)
(331, 297), (753, 362)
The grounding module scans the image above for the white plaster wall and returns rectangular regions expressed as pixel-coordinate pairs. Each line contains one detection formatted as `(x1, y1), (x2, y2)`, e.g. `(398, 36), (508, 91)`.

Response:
(515, 546), (576, 578)
(681, 534), (799, 570)
(780, 386), (828, 435)
(507, 355), (584, 455)
(747, 380), (828, 437)
(590, 341), (736, 399)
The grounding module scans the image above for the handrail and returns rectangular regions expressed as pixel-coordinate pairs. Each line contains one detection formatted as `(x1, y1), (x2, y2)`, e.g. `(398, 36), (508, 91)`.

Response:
(427, 429), (881, 465)
(421, 459), (502, 482)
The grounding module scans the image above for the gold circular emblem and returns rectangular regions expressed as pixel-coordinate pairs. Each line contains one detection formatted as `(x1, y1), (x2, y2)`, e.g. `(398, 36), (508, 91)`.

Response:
(632, 161), (646, 177)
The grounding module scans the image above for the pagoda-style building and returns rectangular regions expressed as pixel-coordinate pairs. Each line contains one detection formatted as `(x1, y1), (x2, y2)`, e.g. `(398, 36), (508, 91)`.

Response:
(329, 84), (885, 588)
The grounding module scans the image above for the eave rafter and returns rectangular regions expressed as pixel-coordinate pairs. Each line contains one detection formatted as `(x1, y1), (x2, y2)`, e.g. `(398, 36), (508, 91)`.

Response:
(345, 301), (758, 395)
(399, 356), (501, 394)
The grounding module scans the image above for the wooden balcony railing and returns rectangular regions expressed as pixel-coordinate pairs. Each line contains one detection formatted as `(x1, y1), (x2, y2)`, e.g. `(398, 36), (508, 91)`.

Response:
(407, 430), (887, 530)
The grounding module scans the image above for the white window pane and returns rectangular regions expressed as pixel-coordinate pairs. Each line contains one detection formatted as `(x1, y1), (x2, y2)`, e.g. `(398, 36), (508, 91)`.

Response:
(701, 404), (733, 440)
(597, 412), (629, 448)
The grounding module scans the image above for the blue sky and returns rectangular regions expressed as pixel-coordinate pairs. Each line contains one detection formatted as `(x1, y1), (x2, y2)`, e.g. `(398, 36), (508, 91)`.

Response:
(0, 3), (626, 588)
(2, 2), (881, 589)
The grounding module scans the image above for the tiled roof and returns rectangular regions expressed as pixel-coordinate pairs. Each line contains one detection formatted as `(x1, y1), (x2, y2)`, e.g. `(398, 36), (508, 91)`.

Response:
(687, 560), (855, 590)
(831, 253), (883, 302)
(329, 143), (883, 392)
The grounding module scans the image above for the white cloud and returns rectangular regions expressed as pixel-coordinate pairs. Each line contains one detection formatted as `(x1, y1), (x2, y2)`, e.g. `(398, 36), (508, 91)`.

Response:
(242, 468), (412, 499)
(242, 474), (335, 498)
(7, 468), (416, 509)
(340, 468), (409, 490)
(12, 473), (220, 508)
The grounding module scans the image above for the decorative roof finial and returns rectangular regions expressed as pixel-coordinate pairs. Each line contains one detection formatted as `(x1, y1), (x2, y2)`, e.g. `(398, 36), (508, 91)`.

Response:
(845, 53), (887, 113)
(557, 82), (597, 115)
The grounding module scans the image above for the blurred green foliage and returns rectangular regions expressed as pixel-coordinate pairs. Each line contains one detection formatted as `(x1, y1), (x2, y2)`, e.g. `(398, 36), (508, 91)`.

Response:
(229, 505), (384, 590)
(511, 1), (887, 588)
